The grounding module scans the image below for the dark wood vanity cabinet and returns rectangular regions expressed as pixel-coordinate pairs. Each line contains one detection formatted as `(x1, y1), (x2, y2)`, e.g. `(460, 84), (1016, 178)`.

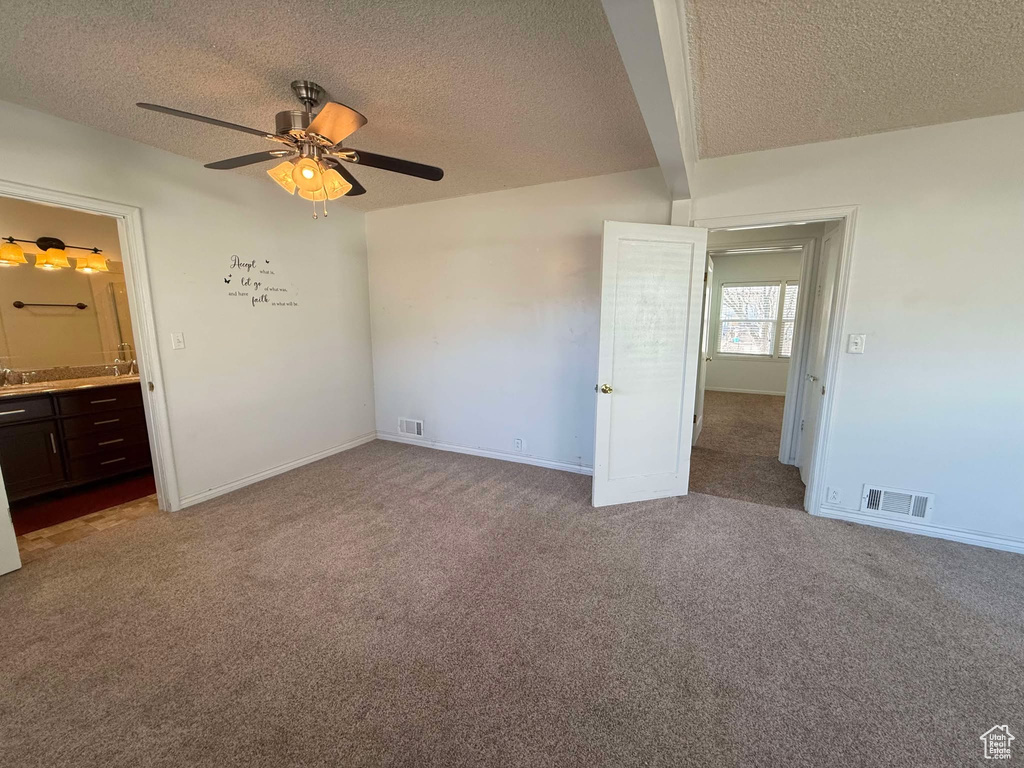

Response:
(0, 383), (151, 502)
(0, 418), (64, 498)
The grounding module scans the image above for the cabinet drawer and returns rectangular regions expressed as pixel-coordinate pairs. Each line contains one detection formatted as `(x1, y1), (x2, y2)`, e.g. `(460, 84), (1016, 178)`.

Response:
(65, 422), (149, 459)
(62, 408), (146, 438)
(68, 443), (151, 482)
(0, 395), (54, 424)
(56, 385), (142, 416)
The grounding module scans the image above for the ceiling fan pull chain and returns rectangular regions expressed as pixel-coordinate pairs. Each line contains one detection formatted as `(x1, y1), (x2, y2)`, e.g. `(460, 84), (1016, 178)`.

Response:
(312, 197), (317, 220)
(322, 198), (328, 218)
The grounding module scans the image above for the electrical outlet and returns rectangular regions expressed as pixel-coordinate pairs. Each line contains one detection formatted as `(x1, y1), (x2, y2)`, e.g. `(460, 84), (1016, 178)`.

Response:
(170, 332), (186, 350)
(513, 437), (525, 453)
(827, 487), (841, 505)
(847, 334), (866, 354)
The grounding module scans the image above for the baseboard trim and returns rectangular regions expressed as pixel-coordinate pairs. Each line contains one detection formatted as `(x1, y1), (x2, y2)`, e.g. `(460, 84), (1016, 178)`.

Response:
(178, 431), (377, 509)
(377, 432), (594, 475)
(815, 505), (1024, 555)
(707, 387), (786, 396)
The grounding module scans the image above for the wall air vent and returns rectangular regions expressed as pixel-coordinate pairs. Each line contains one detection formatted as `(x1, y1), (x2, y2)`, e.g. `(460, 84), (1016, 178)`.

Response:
(398, 418), (423, 437)
(860, 484), (934, 521)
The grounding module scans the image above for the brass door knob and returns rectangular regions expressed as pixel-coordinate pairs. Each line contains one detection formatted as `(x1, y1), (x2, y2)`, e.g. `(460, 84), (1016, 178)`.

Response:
(600, 384), (613, 394)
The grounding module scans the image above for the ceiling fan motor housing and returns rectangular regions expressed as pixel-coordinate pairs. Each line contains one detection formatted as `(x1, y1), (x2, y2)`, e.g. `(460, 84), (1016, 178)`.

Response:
(276, 109), (312, 137)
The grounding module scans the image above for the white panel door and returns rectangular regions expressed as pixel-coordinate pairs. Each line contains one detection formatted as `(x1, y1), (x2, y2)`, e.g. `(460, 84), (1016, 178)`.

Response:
(0, 464), (21, 576)
(692, 255), (714, 444)
(798, 220), (844, 486)
(592, 221), (708, 507)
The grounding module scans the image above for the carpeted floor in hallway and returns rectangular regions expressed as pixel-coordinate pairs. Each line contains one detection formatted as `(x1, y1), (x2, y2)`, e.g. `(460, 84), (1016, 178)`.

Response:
(1, 440), (1021, 767)
(691, 390), (806, 510)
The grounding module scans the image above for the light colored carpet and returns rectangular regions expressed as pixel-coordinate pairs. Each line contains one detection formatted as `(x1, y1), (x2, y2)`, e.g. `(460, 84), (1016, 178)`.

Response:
(691, 390), (805, 510)
(1, 440), (1022, 767)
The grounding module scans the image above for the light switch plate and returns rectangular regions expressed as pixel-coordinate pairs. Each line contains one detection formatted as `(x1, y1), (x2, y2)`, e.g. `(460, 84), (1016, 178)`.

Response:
(171, 332), (186, 350)
(847, 334), (866, 354)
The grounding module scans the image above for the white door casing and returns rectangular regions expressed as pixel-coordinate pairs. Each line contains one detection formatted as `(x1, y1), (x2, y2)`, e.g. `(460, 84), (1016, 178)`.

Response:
(692, 255), (714, 444)
(592, 221), (708, 507)
(799, 220), (844, 487)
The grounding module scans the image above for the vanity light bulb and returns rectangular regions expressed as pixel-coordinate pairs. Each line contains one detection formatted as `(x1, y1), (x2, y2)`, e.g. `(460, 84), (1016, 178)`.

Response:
(36, 248), (71, 270)
(76, 253), (108, 274)
(0, 241), (27, 267)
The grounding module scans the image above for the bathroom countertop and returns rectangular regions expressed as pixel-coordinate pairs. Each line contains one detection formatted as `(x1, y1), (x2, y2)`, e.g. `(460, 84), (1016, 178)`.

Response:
(0, 375), (141, 399)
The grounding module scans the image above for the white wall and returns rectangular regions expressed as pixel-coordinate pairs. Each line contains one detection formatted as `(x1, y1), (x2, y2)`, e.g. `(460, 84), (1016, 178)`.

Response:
(366, 168), (670, 470)
(705, 249), (802, 395)
(693, 111), (1024, 547)
(0, 99), (375, 505)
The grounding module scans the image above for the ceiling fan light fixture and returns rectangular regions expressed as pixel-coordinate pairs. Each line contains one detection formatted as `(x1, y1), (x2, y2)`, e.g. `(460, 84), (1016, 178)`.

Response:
(297, 187), (328, 202)
(267, 160), (298, 194)
(137, 80), (444, 216)
(322, 168), (353, 200)
(292, 157), (324, 192)
(0, 240), (27, 267)
(35, 248), (71, 270)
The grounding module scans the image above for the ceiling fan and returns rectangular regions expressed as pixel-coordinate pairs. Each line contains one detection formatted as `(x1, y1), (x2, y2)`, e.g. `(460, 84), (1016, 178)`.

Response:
(137, 80), (444, 217)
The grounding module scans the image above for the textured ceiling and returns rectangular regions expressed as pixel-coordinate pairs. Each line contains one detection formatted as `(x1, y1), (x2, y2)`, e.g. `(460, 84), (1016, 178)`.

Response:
(0, 0), (656, 211)
(684, 0), (1024, 157)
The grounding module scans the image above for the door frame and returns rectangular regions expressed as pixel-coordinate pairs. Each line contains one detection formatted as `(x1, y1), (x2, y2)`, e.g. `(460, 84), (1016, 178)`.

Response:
(693, 206), (858, 515)
(704, 236), (818, 465)
(0, 178), (181, 516)
(691, 254), (713, 445)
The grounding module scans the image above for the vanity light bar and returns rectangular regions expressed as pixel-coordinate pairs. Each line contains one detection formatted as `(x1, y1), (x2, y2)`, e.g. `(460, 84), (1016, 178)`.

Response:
(4, 235), (103, 253)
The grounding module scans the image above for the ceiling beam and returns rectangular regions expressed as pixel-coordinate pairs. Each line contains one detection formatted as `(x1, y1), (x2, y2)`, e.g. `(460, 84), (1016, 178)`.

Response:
(601, 0), (699, 201)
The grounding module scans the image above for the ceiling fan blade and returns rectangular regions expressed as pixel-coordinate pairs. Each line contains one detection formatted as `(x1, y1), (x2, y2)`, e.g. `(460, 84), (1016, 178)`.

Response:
(137, 103), (275, 139)
(307, 102), (368, 145)
(325, 158), (366, 196)
(346, 149), (444, 181)
(205, 150), (292, 170)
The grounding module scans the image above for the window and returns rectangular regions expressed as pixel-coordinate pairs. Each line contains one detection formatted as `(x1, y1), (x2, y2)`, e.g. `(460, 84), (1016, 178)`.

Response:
(717, 281), (799, 358)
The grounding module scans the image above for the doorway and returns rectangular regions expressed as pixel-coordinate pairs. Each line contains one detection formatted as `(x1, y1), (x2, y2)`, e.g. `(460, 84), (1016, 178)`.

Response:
(0, 184), (178, 574)
(689, 210), (853, 513)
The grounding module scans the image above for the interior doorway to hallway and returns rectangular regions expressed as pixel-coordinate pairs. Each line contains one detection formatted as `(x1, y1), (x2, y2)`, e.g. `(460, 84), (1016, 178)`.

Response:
(689, 216), (848, 512)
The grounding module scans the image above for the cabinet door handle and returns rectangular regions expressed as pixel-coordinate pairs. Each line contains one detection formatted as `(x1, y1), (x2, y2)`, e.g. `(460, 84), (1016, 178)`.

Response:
(0, 409), (26, 417)
(50, 432), (57, 454)
(94, 418), (120, 425)
(98, 438), (124, 446)
(100, 457), (126, 466)
(90, 398), (117, 404)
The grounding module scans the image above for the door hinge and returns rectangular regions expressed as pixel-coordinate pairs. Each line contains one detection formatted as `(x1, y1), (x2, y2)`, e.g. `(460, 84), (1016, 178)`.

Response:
(821, 385), (826, 395)
(693, 413), (697, 424)
(800, 419), (805, 431)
